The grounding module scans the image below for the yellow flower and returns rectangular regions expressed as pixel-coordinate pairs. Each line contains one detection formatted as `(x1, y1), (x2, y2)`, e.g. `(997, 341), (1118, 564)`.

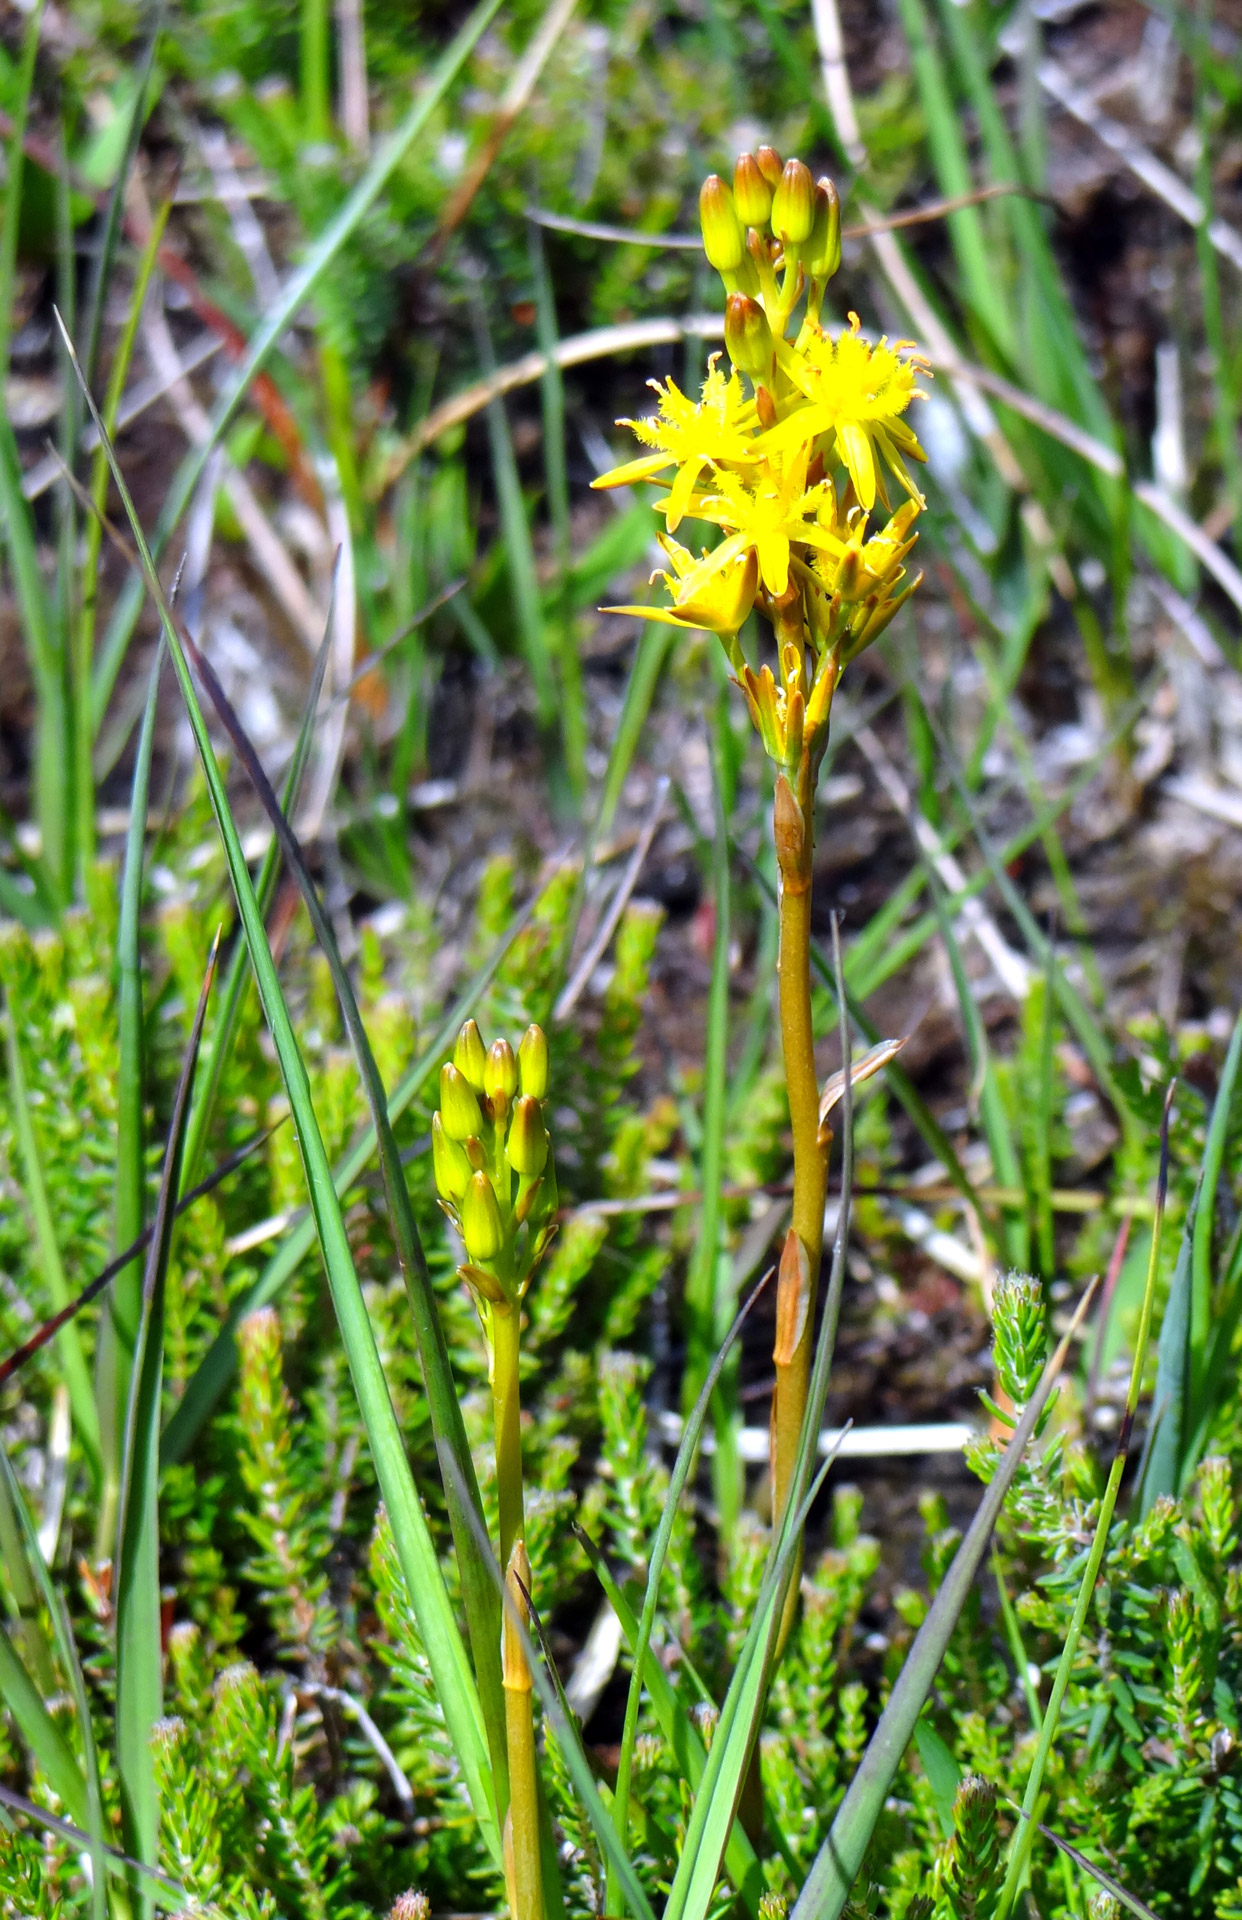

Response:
(590, 357), (758, 530)
(761, 314), (929, 511)
(668, 447), (845, 599)
(604, 535), (759, 638)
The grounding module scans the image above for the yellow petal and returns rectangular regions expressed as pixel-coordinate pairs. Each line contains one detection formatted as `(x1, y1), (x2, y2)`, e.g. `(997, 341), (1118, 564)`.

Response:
(666, 455), (705, 533)
(590, 452), (671, 491)
(756, 530), (790, 596)
(836, 423), (876, 510)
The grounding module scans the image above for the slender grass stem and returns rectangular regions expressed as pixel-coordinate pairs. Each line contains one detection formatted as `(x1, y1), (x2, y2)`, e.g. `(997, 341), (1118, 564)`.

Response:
(492, 1303), (541, 1920)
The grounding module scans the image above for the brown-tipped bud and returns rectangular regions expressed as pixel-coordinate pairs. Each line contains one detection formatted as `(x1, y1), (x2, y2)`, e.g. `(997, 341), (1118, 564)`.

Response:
(484, 1036), (518, 1106)
(806, 178), (841, 279)
(460, 1171), (505, 1263)
(699, 174), (746, 272)
(432, 1112), (473, 1201)
(733, 152), (773, 229)
(518, 1024), (549, 1100)
(439, 1061), (483, 1142)
(453, 1019), (487, 1093)
(507, 1095), (548, 1177)
(755, 145), (783, 190)
(772, 157), (815, 245)
(724, 292), (776, 379)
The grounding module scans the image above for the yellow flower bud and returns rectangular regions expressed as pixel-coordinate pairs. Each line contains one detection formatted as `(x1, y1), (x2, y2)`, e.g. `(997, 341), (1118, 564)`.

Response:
(439, 1061), (483, 1142)
(699, 174), (746, 273)
(507, 1095), (548, 1177)
(518, 1024), (549, 1100)
(754, 145), (783, 191)
(432, 1112), (472, 1201)
(453, 1018), (487, 1093)
(733, 152), (773, 230)
(806, 178), (841, 280)
(485, 1037), (518, 1105)
(772, 157), (815, 245)
(724, 292), (776, 380)
(461, 1171), (505, 1263)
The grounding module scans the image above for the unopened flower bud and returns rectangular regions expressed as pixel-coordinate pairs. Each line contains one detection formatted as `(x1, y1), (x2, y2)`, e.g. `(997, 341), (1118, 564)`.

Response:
(507, 1095), (548, 1177)
(461, 1171), (505, 1263)
(772, 158), (815, 245)
(439, 1062), (483, 1142)
(754, 146), (783, 191)
(518, 1024), (549, 1100)
(432, 1112), (472, 1201)
(699, 175), (746, 273)
(806, 178), (841, 279)
(484, 1037), (518, 1105)
(725, 293), (776, 379)
(733, 152), (773, 229)
(453, 1019), (487, 1093)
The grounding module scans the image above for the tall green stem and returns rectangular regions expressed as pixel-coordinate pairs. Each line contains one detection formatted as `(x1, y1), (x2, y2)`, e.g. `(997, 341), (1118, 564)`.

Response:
(493, 1302), (542, 1920)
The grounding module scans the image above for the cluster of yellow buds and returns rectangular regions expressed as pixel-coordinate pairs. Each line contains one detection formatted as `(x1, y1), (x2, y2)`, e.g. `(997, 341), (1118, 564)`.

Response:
(594, 147), (929, 782)
(433, 1021), (558, 1327)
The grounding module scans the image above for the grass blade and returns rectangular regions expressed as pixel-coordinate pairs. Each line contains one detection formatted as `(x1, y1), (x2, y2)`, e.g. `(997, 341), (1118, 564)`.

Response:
(61, 316), (502, 1864)
(993, 1086), (1175, 1917)
(114, 932), (218, 1913)
(0, 1622), (88, 1830)
(792, 1273), (1102, 1920)
(0, 1784), (185, 1908)
(181, 610), (508, 1805)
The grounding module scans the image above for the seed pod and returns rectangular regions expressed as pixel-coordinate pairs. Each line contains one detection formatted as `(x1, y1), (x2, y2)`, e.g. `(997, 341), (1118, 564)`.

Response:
(699, 174), (746, 272)
(518, 1024), (549, 1099)
(754, 145), (783, 191)
(439, 1061), (483, 1142)
(806, 178), (841, 280)
(432, 1112), (472, 1200)
(772, 157), (815, 244)
(733, 152), (773, 229)
(485, 1037), (518, 1104)
(453, 1018), (488, 1093)
(724, 292), (776, 379)
(507, 1095), (549, 1177)
(460, 1170), (505, 1263)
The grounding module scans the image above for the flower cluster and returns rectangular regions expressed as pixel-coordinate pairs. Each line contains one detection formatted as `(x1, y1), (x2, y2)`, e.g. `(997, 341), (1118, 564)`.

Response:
(433, 1020), (558, 1332)
(595, 148), (929, 777)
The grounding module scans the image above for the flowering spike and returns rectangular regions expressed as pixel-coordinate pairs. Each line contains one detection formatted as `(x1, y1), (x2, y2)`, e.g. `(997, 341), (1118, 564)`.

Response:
(453, 1019), (487, 1093)
(461, 1171), (505, 1264)
(699, 175), (746, 273)
(733, 152), (773, 230)
(772, 158), (815, 245)
(518, 1024), (549, 1099)
(440, 1062), (483, 1142)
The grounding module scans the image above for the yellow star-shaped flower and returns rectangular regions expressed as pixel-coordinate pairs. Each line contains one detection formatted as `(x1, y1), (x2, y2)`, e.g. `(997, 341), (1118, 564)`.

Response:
(590, 356), (759, 530)
(604, 535), (759, 638)
(760, 315), (929, 510)
(668, 447), (845, 599)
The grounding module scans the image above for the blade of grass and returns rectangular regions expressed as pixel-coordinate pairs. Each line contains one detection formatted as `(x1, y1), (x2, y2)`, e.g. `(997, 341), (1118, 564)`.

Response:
(994, 1086), (1175, 1918)
(180, 603), (508, 1808)
(97, 644), (162, 1554)
(1006, 1804), (1160, 1920)
(1189, 1003), (1242, 1415)
(0, 0), (41, 378)
(92, 0), (503, 728)
(793, 1272), (1101, 1920)
(0, 1623), (88, 1829)
(162, 900), (535, 1463)
(528, 217), (586, 796)
(62, 318), (502, 1863)
(0, 1784), (185, 1908)
(2, 995), (102, 1481)
(114, 931), (218, 1915)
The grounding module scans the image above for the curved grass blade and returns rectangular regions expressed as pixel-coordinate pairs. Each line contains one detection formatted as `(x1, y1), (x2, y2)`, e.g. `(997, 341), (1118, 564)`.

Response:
(1005, 1803), (1159, 1920)
(602, 1267), (775, 1917)
(0, 1622), (88, 1830)
(92, 0), (502, 728)
(994, 1086), (1175, 1918)
(114, 930), (218, 1916)
(0, 1783), (185, 1907)
(60, 316), (501, 1864)
(0, 1127), (272, 1390)
(180, 602), (507, 1801)
(2, 994), (102, 1481)
(162, 898), (535, 1464)
(792, 1268), (1102, 1920)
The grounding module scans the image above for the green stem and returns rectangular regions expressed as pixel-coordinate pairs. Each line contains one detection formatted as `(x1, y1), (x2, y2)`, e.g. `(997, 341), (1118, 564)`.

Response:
(493, 1303), (542, 1920)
